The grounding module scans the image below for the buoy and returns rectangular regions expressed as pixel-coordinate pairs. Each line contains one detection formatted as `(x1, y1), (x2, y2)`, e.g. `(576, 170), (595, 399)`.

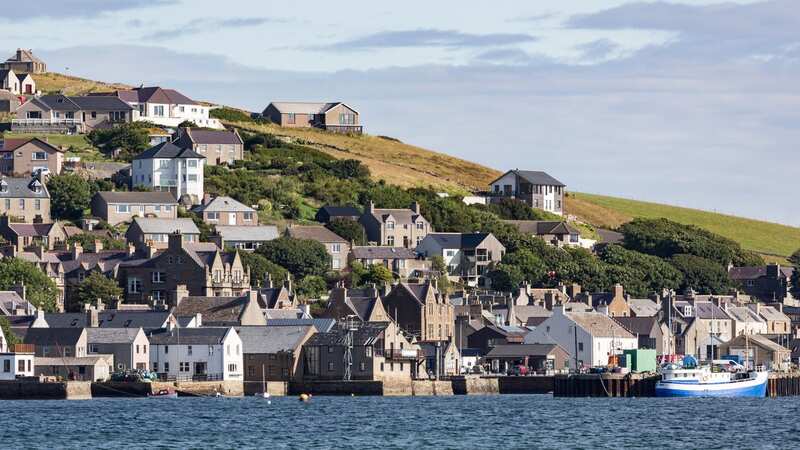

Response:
(299, 393), (310, 402)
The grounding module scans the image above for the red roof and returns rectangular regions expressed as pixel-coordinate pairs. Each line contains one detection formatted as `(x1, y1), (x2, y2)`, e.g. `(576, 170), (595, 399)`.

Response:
(1, 138), (29, 151)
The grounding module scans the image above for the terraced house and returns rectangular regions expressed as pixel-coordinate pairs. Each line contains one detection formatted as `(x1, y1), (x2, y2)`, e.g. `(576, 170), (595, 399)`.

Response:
(262, 101), (362, 134)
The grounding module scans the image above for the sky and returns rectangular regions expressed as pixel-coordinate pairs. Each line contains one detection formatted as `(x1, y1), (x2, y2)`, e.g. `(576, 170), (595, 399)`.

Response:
(3, 0), (798, 225)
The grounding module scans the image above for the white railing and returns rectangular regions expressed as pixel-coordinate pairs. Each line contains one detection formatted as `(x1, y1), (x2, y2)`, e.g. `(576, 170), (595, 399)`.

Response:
(12, 118), (82, 126)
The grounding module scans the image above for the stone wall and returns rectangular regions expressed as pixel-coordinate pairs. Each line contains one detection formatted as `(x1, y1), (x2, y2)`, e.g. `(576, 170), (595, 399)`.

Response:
(288, 380), (384, 396)
(0, 380), (91, 400)
(411, 380), (453, 396)
(451, 376), (500, 395)
(152, 380), (244, 397)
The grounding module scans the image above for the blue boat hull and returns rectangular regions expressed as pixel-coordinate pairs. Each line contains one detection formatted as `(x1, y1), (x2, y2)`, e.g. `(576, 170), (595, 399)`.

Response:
(655, 373), (768, 398)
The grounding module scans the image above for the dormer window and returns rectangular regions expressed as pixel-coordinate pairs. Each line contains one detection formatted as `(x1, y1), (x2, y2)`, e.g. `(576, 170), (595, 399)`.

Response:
(684, 306), (692, 316)
(386, 221), (395, 230)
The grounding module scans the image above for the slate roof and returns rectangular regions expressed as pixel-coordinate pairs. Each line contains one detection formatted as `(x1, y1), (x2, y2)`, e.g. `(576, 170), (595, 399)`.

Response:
(117, 87), (198, 106)
(6, 49), (44, 64)
(268, 102), (345, 115)
(131, 217), (199, 234)
(148, 327), (232, 345)
(0, 177), (48, 199)
(490, 170), (565, 187)
(197, 196), (255, 213)
(287, 225), (347, 243)
(394, 282), (440, 305)
(350, 246), (418, 260)
(726, 306), (765, 323)
(217, 225), (279, 242)
(85, 327), (142, 344)
(367, 207), (424, 225)
(37, 95), (81, 111)
(318, 205), (361, 218)
(95, 191), (177, 204)
(613, 316), (657, 336)
(7, 223), (56, 237)
(485, 343), (562, 358)
(628, 298), (660, 317)
(305, 322), (387, 347)
(133, 142), (205, 160)
(423, 232), (491, 249)
(177, 129), (242, 145)
(69, 96), (134, 111)
(503, 220), (578, 236)
(174, 296), (249, 326)
(235, 325), (313, 354)
(0, 291), (32, 316)
(43, 311), (172, 330)
(729, 266), (794, 280)
(693, 302), (729, 320)
(567, 311), (636, 339)
(23, 327), (85, 346)
(726, 334), (789, 353)
(0, 138), (29, 151)
(752, 305), (790, 322)
(266, 318), (336, 332)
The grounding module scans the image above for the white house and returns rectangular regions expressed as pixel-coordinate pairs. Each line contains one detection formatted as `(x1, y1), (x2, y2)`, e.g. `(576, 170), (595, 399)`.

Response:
(132, 142), (205, 204)
(0, 334), (35, 380)
(524, 306), (638, 369)
(489, 169), (565, 216)
(117, 86), (223, 129)
(148, 327), (243, 381)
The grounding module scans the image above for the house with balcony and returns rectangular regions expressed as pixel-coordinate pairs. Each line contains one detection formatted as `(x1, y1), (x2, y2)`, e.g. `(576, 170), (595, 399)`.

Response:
(489, 170), (565, 216)
(415, 232), (505, 287)
(212, 225), (278, 251)
(148, 327), (243, 381)
(131, 142), (205, 204)
(111, 86), (223, 129)
(348, 246), (431, 280)
(13, 95), (133, 134)
(172, 128), (244, 165)
(503, 220), (595, 249)
(262, 102), (362, 134)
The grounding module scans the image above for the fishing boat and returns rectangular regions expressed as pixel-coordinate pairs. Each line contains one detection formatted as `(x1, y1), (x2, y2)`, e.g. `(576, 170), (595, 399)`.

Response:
(655, 356), (768, 398)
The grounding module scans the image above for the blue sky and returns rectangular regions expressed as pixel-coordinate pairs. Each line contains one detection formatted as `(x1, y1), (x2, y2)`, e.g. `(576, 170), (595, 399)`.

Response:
(4, 0), (798, 225)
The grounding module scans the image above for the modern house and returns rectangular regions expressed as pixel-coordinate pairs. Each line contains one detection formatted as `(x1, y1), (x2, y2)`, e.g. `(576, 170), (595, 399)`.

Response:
(111, 86), (223, 129)
(118, 233), (250, 303)
(0, 137), (65, 176)
(314, 205), (361, 224)
(148, 327), (243, 381)
(359, 202), (431, 248)
(348, 246), (430, 279)
(285, 225), (349, 271)
(13, 95), (134, 134)
(194, 196), (257, 226)
(524, 306), (638, 369)
(86, 327), (150, 372)
(415, 232), (505, 287)
(489, 170), (566, 216)
(237, 325), (316, 394)
(729, 264), (795, 302)
(262, 102), (361, 134)
(503, 220), (595, 249)
(90, 191), (178, 225)
(0, 176), (50, 222)
(172, 128), (244, 166)
(2, 49), (47, 74)
(213, 225), (278, 251)
(124, 217), (200, 251)
(131, 142), (205, 204)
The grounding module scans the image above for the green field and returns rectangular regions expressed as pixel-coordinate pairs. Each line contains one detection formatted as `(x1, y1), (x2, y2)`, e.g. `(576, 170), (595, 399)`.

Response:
(568, 192), (800, 259)
(3, 133), (93, 151)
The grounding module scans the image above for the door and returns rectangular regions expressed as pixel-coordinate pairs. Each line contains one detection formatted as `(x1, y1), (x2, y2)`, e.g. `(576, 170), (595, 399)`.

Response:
(194, 362), (207, 377)
(228, 212), (237, 224)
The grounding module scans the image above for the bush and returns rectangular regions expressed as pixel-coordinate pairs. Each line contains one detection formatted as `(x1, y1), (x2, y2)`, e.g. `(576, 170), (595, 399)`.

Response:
(669, 254), (733, 294)
(210, 107), (253, 123)
(325, 218), (365, 246)
(72, 272), (123, 311)
(87, 122), (151, 160)
(257, 237), (330, 278)
(238, 251), (288, 287)
(67, 233), (127, 251)
(0, 258), (59, 312)
(47, 173), (92, 221)
(296, 275), (327, 299)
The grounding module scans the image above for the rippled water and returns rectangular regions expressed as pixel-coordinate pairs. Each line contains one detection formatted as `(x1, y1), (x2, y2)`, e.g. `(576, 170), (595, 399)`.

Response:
(4, 395), (799, 449)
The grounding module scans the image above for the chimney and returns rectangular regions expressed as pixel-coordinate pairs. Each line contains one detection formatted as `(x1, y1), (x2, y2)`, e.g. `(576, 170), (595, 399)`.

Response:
(507, 293), (515, 326)
(299, 304), (311, 318)
(264, 272), (273, 289)
(767, 264), (780, 279)
(247, 289), (259, 305)
(368, 201), (375, 213)
(194, 312), (202, 327)
(85, 305), (99, 328)
(127, 242), (136, 257)
(168, 232), (183, 252)
(71, 242), (83, 259)
(33, 244), (44, 259)
(203, 193), (212, 206)
(147, 242), (157, 258)
(93, 239), (103, 253)
(544, 292), (554, 311)
(410, 201), (420, 214)
(613, 283), (624, 300)
(172, 284), (189, 307)
(367, 283), (378, 299)
(283, 273), (292, 292)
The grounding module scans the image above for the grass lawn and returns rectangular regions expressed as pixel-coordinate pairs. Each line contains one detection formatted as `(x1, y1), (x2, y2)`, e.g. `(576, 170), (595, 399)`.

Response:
(567, 192), (800, 258)
(3, 132), (94, 151)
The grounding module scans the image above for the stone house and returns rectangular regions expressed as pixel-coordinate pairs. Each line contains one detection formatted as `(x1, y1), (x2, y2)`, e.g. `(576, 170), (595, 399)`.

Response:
(489, 169), (566, 216)
(729, 264), (795, 302)
(86, 327), (150, 371)
(35, 354), (114, 381)
(285, 225), (349, 271)
(173, 289), (267, 327)
(131, 142), (205, 205)
(0, 176), (50, 222)
(194, 195), (257, 226)
(381, 281), (454, 344)
(257, 274), (297, 310)
(613, 316), (672, 354)
(319, 286), (390, 323)
(90, 191), (178, 226)
(237, 325), (316, 394)
(13, 95), (134, 134)
(575, 284), (631, 317)
(0, 137), (65, 176)
(2, 49), (47, 74)
(415, 232), (505, 287)
(751, 303), (791, 335)
(172, 128), (244, 166)
(726, 305), (768, 336)
(148, 327), (243, 381)
(348, 246), (431, 280)
(720, 334), (791, 371)
(360, 201), (431, 248)
(125, 217), (200, 251)
(118, 233), (250, 304)
(0, 216), (65, 251)
(262, 102), (362, 134)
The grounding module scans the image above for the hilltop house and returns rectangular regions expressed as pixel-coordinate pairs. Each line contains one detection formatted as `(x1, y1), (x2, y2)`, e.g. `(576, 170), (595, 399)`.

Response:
(286, 225), (349, 271)
(172, 128), (244, 165)
(489, 170), (565, 216)
(0, 137), (65, 176)
(13, 95), (134, 134)
(2, 49), (46, 74)
(0, 69), (20, 95)
(503, 220), (595, 249)
(91, 191), (178, 225)
(416, 232), (505, 287)
(111, 86), (223, 129)
(262, 102), (361, 134)
(359, 201), (431, 248)
(131, 142), (205, 204)
(0, 176), (50, 223)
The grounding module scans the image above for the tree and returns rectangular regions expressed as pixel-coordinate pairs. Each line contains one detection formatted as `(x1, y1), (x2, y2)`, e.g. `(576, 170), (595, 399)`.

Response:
(325, 218), (366, 246)
(67, 233), (127, 251)
(0, 258), (59, 312)
(257, 237), (330, 278)
(486, 264), (524, 292)
(597, 244), (683, 297)
(238, 251), (288, 287)
(0, 316), (20, 346)
(669, 254), (733, 294)
(430, 256), (451, 294)
(177, 120), (198, 128)
(73, 272), (123, 311)
(791, 269), (800, 299)
(789, 248), (800, 267)
(484, 197), (559, 221)
(47, 173), (92, 221)
(296, 275), (327, 299)
(363, 264), (394, 285)
(87, 122), (150, 160)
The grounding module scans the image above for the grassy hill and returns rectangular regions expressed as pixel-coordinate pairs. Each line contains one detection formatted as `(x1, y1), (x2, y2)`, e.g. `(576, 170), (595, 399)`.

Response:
(17, 73), (800, 259)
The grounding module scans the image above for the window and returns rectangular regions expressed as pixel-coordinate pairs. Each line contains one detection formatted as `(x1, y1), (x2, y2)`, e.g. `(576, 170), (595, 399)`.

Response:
(154, 105), (165, 117)
(32, 152), (47, 160)
(386, 221), (395, 230)
(287, 113), (296, 124)
(3, 200), (9, 209)
(116, 204), (130, 213)
(227, 345), (230, 356)
(164, 345), (169, 354)
(416, 236), (422, 245)
(331, 243), (341, 254)
(248, 366), (255, 377)
(179, 362), (190, 372)
(159, 159), (170, 168)
(164, 362), (170, 372)
(446, 250), (455, 257)
(18, 199), (24, 210)
(34, 199), (41, 210)
(578, 342), (584, 352)
(359, 361), (366, 372)
(153, 362), (158, 372)
(209, 346), (214, 356)
(387, 236), (395, 246)
(327, 346), (334, 353)
(332, 259), (341, 270)
(152, 272), (165, 283)
(243, 212), (253, 221)
(416, 222), (424, 230)
(207, 212), (219, 221)
(188, 345), (193, 356)
(365, 346), (372, 357)
(4, 360), (10, 373)
(187, 174), (197, 182)
(188, 159), (198, 168)
(228, 363), (238, 372)
(327, 361), (335, 372)
(338, 113), (356, 125)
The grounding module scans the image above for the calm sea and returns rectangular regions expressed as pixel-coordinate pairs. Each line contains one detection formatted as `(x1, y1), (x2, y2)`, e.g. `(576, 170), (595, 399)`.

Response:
(4, 395), (799, 449)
